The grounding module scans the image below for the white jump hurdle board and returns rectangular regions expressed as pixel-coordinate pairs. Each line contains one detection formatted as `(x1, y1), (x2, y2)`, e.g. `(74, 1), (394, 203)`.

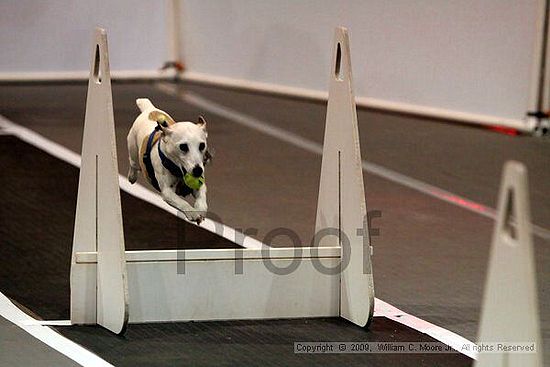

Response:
(70, 27), (374, 333)
(75, 247), (340, 323)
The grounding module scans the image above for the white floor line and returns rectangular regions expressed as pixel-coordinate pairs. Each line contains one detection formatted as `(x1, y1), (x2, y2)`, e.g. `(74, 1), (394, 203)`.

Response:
(155, 83), (550, 241)
(1, 114), (478, 359)
(373, 299), (478, 359)
(22, 320), (72, 326)
(0, 293), (113, 367)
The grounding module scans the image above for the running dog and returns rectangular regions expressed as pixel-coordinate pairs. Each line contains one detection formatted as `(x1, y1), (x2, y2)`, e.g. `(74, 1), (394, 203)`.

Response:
(127, 98), (209, 223)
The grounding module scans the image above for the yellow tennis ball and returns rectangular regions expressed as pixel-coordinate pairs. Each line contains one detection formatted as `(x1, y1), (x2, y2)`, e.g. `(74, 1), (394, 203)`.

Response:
(184, 173), (205, 190)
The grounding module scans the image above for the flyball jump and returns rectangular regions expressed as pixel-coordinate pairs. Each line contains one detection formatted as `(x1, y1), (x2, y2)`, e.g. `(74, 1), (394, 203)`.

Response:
(70, 27), (375, 334)
(69, 29), (543, 367)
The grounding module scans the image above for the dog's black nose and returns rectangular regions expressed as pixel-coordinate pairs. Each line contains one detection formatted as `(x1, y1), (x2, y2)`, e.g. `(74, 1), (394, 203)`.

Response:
(192, 165), (203, 177)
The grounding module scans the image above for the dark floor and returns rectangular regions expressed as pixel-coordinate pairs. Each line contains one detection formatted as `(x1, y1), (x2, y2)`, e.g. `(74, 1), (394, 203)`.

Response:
(0, 136), (237, 320)
(182, 82), (550, 231)
(58, 318), (470, 367)
(0, 81), (548, 365)
(0, 134), (471, 367)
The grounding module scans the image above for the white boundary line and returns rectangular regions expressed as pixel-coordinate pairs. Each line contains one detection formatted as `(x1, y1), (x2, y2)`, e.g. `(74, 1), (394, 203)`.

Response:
(0, 114), (478, 359)
(155, 83), (550, 241)
(373, 299), (478, 359)
(0, 293), (113, 367)
(22, 320), (72, 326)
(179, 71), (532, 132)
(0, 69), (531, 132)
(0, 69), (175, 82)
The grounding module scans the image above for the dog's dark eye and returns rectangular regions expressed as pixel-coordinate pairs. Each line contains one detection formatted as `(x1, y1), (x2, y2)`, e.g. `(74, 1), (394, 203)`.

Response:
(179, 143), (189, 153)
(199, 142), (205, 151)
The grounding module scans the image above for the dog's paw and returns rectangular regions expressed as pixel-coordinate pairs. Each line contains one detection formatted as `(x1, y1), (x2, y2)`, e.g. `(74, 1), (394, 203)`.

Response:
(193, 203), (207, 224)
(184, 210), (204, 224)
(128, 167), (138, 184)
(195, 215), (205, 225)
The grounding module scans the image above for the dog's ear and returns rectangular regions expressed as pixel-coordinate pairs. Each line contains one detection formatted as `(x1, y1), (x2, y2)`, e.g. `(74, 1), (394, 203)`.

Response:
(203, 149), (213, 165)
(197, 115), (207, 129)
(149, 111), (175, 134)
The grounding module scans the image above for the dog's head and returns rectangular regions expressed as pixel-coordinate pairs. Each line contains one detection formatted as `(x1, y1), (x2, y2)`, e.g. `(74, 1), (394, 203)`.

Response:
(151, 111), (210, 178)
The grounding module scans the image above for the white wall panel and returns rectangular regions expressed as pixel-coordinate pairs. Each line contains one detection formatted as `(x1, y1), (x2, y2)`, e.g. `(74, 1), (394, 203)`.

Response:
(0, 1), (541, 123)
(181, 0), (539, 122)
(0, 0), (167, 73)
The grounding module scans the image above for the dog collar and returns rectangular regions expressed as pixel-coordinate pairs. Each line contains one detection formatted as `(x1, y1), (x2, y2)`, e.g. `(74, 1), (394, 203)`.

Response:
(141, 130), (194, 197)
(157, 139), (185, 178)
(141, 130), (162, 191)
(157, 141), (195, 197)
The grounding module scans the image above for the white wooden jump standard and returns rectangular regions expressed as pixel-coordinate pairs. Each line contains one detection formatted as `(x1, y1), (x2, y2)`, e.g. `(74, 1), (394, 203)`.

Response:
(316, 28), (374, 327)
(70, 27), (374, 334)
(70, 28), (128, 334)
(475, 162), (542, 367)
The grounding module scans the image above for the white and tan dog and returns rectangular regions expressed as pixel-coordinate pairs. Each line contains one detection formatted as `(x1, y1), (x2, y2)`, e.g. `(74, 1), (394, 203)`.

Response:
(127, 98), (209, 223)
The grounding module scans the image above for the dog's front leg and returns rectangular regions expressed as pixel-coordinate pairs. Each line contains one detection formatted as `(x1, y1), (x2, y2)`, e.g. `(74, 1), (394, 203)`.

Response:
(191, 186), (207, 225)
(161, 187), (203, 223)
(193, 184), (208, 217)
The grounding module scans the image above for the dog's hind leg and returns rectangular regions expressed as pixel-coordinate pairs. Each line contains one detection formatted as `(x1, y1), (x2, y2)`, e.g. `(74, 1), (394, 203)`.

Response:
(127, 130), (140, 184)
(128, 166), (139, 184)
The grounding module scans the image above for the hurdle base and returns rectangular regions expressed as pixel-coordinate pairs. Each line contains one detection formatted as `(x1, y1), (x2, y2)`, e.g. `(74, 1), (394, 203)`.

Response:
(72, 247), (341, 324)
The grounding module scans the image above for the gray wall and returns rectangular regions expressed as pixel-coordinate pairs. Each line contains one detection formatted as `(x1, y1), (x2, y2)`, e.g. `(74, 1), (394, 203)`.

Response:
(0, 0), (167, 73)
(181, 0), (539, 122)
(0, 0), (541, 123)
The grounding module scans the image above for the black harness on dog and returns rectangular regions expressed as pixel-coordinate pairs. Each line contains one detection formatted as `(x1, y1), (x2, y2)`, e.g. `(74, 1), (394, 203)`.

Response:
(142, 128), (193, 197)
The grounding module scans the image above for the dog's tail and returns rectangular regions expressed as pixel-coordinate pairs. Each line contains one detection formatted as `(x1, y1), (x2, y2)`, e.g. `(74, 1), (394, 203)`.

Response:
(136, 98), (155, 112)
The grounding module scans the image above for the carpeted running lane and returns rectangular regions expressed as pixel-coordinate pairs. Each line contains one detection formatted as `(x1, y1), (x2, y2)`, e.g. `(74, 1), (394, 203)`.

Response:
(58, 318), (470, 367)
(0, 135), (238, 320)
(0, 135), (472, 366)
